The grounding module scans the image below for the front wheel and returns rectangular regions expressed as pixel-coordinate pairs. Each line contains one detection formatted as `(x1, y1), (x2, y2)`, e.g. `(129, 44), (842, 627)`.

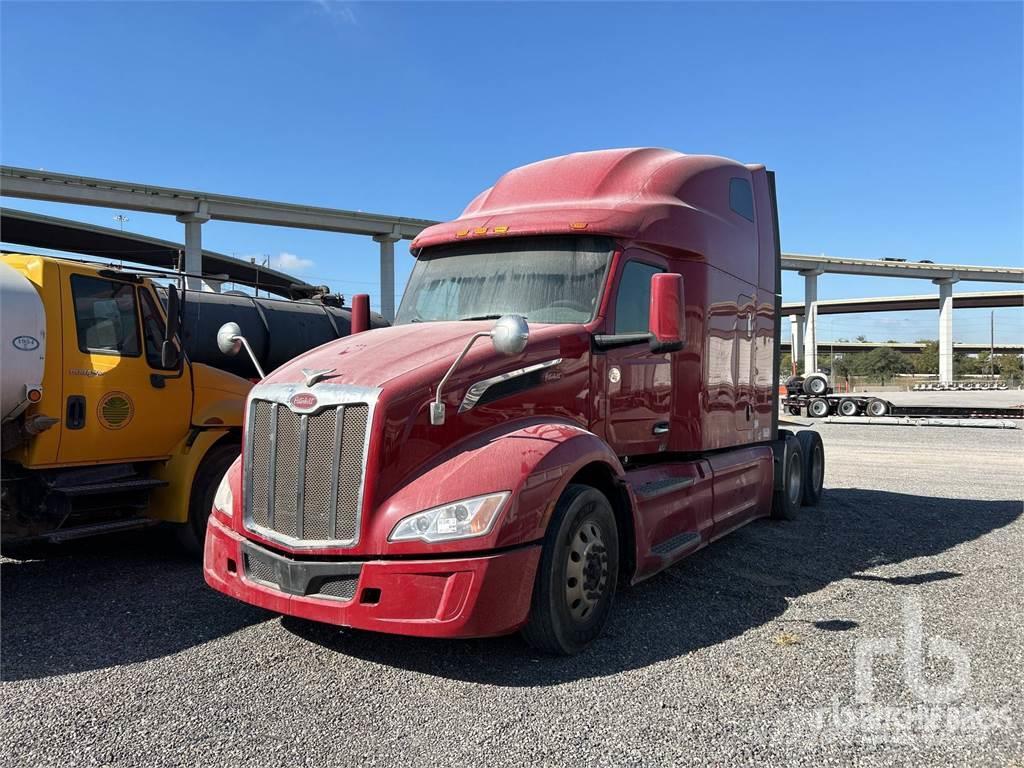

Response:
(522, 484), (619, 655)
(176, 442), (239, 557)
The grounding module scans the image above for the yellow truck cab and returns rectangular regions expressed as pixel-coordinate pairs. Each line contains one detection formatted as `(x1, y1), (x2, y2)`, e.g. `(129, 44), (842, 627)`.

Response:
(1, 252), (248, 552)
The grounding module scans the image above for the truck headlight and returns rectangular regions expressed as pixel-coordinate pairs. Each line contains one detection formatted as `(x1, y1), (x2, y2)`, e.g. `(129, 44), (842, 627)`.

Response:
(213, 473), (233, 518)
(389, 492), (509, 543)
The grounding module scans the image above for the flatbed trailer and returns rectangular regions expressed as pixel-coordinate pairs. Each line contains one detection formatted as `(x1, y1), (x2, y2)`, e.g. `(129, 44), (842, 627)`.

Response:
(783, 392), (1024, 420)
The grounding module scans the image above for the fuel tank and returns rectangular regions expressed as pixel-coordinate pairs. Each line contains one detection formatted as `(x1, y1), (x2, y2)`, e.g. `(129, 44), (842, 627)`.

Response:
(0, 261), (46, 421)
(170, 290), (389, 379)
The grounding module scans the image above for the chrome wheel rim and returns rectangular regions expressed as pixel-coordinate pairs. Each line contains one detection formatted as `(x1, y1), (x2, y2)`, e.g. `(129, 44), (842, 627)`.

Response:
(565, 517), (609, 622)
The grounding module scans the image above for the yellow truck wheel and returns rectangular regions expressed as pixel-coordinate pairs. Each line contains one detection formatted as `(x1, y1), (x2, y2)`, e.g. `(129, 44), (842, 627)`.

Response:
(176, 442), (239, 557)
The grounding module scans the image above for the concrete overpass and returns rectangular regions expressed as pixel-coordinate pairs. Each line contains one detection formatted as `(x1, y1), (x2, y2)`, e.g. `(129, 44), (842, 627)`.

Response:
(782, 290), (1023, 317)
(780, 340), (1023, 356)
(1, 165), (434, 320)
(782, 253), (1023, 383)
(0, 207), (312, 298)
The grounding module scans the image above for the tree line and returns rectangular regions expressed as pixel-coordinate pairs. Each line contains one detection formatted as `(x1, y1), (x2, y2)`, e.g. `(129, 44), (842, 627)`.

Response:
(781, 340), (1023, 386)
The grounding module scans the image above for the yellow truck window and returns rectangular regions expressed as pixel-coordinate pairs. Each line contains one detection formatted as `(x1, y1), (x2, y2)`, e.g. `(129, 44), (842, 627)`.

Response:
(70, 274), (141, 356)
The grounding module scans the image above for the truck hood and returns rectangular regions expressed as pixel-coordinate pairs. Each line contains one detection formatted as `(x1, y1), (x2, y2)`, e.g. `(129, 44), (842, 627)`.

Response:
(266, 321), (575, 392)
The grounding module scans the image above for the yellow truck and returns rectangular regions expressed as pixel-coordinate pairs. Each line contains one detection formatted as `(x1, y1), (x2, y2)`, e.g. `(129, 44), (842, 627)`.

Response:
(0, 252), (380, 553)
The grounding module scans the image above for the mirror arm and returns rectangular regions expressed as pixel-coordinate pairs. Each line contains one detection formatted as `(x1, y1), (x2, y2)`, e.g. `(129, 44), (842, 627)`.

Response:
(235, 335), (267, 379)
(431, 331), (492, 426)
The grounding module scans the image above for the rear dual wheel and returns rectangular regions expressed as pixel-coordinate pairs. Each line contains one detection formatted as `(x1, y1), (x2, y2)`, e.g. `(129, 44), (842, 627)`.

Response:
(522, 484), (619, 655)
(772, 431), (825, 520)
(808, 398), (830, 418)
(837, 398), (859, 417)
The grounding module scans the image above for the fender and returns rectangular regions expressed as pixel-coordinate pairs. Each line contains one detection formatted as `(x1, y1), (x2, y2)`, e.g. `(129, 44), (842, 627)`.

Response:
(190, 362), (249, 429)
(372, 418), (626, 556)
(147, 428), (239, 523)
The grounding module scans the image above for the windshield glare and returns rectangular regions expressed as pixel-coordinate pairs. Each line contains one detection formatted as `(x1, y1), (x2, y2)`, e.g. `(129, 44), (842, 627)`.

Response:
(395, 236), (612, 326)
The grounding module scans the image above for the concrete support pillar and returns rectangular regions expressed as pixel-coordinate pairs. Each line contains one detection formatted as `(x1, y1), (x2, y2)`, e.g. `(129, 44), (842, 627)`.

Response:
(789, 314), (802, 373)
(934, 275), (959, 384)
(800, 269), (824, 376)
(176, 205), (211, 292)
(373, 227), (401, 323)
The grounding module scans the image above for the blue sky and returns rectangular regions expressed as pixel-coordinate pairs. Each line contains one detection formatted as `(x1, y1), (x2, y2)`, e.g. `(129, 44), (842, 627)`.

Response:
(2, 1), (1021, 343)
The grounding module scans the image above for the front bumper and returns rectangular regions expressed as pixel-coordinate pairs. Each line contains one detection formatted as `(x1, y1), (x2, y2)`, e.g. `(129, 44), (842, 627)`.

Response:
(204, 515), (541, 639)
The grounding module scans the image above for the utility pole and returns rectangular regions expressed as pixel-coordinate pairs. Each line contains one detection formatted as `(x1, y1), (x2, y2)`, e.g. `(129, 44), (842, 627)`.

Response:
(113, 214), (129, 267)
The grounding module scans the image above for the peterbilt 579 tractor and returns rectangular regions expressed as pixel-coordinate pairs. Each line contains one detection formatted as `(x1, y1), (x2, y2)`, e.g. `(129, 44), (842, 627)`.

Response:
(203, 148), (825, 654)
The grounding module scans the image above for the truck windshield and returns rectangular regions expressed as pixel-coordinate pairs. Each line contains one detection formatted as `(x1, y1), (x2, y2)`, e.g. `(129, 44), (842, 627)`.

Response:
(395, 236), (612, 325)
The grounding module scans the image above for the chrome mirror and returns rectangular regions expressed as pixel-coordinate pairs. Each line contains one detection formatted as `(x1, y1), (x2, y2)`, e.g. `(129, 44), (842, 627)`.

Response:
(490, 314), (529, 356)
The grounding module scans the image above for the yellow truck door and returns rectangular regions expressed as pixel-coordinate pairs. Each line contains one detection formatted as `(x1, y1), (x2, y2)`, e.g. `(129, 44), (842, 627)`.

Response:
(57, 265), (192, 465)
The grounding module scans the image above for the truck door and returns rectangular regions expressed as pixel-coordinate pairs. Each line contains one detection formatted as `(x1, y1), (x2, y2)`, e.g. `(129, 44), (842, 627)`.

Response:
(57, 267), (192, 465)
(601, 255), (672, 458)
(734, 293), (755, 434)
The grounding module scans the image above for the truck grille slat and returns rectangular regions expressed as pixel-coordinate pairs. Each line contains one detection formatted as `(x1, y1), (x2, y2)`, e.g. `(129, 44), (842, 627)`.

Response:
(246, 396), (369, 546)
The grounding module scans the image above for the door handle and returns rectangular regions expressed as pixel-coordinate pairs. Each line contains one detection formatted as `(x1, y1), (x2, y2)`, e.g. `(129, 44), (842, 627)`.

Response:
(652, 421), (670, 435)
(66, 396), (86, 430)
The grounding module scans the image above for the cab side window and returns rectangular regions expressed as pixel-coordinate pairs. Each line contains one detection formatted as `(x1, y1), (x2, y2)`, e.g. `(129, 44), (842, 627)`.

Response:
(614, 261), (663, 334)
(71, 275), (141, 356)
(139, 288), (176, 369)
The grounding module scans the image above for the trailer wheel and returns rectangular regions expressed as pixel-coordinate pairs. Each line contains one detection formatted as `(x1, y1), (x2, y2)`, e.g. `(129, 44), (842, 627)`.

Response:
(837, 398), (858, 417)
(865, 398), (889, 417)
(795, 430), (825, 506)
(176, 442), (239, 557)
(771, 436), (804, 521)
(807, 398), (830, 418)
(522, 484), (619, 655)
(802, 373), (829, 396)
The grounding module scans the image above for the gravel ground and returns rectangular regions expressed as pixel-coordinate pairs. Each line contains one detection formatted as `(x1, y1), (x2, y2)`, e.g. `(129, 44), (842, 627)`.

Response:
(2, 424), (1022, 767)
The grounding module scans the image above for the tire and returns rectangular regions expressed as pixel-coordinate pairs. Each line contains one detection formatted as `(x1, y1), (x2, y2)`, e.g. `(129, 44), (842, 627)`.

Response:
(837, 398), (858, 417)
(522, 484), (619, 655)
(807, 398), (830, 418)
(795, 430), (825, 506)
(176, 441), (239, 557)
(771, 435), (804, 521)
(865, 398), (889, 417)
(802, 373), (829, 396)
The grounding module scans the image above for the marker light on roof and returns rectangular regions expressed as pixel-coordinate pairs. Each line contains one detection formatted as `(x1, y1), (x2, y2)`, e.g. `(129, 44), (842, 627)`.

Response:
(474, 226), (488, 235)
(570, 221), (588, 230)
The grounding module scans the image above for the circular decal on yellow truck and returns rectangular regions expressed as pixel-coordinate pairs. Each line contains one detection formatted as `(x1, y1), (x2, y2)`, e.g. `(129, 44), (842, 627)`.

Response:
(97, 391), (135, 430)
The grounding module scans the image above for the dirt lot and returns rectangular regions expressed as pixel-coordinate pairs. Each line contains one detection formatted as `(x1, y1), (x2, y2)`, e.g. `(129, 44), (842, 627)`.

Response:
(2, 423), (1021, 767)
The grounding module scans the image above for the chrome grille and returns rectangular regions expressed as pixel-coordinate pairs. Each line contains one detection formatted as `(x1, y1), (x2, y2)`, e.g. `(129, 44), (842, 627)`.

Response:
(245, 396), (369, 546)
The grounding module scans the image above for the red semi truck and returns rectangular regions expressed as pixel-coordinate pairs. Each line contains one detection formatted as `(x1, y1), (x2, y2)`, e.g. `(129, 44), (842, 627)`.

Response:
(203, 148), (825, 654)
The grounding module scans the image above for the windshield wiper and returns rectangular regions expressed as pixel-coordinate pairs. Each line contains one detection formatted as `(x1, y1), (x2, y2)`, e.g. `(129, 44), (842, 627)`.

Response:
(458, 313), (525, 321)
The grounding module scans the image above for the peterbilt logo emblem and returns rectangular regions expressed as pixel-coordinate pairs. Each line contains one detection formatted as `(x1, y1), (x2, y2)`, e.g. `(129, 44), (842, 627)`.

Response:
(289, 392), (318, 410)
